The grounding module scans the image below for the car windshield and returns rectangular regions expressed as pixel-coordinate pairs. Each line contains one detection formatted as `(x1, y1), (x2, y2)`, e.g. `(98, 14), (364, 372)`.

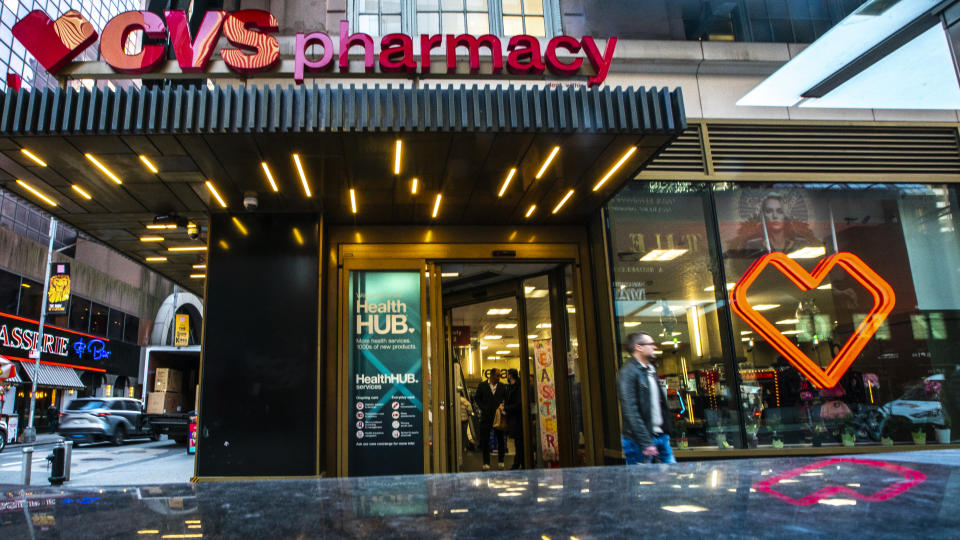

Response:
(66, 400), (109, 411)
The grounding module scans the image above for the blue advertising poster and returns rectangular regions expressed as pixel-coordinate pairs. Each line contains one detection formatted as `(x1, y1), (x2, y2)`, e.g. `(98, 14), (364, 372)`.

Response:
(348, 271), (424, 476)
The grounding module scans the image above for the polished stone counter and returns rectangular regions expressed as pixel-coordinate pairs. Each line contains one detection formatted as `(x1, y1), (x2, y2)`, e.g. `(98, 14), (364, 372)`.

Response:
(2, 451), (958, 539)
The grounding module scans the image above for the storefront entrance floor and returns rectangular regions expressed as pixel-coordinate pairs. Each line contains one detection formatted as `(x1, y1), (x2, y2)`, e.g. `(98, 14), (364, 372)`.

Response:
(2, 451), (957, 537)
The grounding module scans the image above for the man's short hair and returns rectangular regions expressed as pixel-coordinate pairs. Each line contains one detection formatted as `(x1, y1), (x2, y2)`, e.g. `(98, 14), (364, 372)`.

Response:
(624, 332), (652, 351)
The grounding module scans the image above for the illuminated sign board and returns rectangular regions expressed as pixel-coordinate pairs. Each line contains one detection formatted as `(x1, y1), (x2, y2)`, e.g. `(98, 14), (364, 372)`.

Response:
(13, 10), (618, 87)
(0, 312), (139, 376)
(46, 263), (70, 315)
(731, 252), (895, 389)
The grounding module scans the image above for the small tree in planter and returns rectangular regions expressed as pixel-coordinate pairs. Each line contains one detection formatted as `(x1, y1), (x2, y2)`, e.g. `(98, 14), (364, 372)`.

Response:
(912, 427), (927, 445)
(841, 415), (857, 447)
(811, 421), (826, 447)
(770, 423), (785, 449)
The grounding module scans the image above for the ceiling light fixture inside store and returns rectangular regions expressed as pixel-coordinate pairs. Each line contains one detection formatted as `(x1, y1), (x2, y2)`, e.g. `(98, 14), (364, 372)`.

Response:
(536, 146), (560, 179)
(752, 304), (781, 311)
(261, 162), (279, 192)
(536, 323), (551, 329)
(21, 148), (47, 167)
(640, 249), (688, 262)
(487, 308), (512, 315)
(552, 189), (574, 214)
(432, 194), (442, 218)
(592, 146), (637, 191)
(204, 181), (227, 208)
(661, 505), (708, 513)
(818, 283), (832, 290)
(84, 153), (122, 184)
(781, 329), (802, 335)
(624, 321), (641, 327)
(231, 216), (248, 235)
(787, 246), (827, 259)
(775, 319), (799, 325)
(498, 168), (517, 197)
(495, 323), (517, 329)
(139, 155), (158, 173)
(292, 227), (304, 245)
(350, 188), (358, 214)
(441, 272), (459, 277)
(507, 344), (519, 348)
(292, 154), (312, 197)
(411, 178), (418, 194)
(482, 335), (502, 340)
(527, 334), (537, 339)
(525, 204), (537, 218)
(525, 288), (548, 298)
(704, 283), (735, 292)
(71, 185), (92, 200)
(394, 139), (403, 174)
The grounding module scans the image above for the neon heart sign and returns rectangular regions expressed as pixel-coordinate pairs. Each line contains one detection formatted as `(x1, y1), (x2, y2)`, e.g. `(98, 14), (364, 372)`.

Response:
(731, 252), (895, 389)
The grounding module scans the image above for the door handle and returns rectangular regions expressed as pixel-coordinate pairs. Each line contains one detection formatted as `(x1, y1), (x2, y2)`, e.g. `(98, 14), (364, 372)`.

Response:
(440, 401), (445, 410)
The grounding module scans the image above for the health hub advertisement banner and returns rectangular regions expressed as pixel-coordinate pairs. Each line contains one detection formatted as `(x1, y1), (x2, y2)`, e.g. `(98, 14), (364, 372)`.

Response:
(348, 271), (424, 476)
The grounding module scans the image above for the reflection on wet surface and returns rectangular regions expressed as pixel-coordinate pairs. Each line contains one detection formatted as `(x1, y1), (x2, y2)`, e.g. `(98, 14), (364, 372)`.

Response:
(1, 452), (958, 539)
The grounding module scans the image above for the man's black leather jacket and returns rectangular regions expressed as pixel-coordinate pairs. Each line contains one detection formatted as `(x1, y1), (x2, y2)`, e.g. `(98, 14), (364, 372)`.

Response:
(617, 358), (673, 448)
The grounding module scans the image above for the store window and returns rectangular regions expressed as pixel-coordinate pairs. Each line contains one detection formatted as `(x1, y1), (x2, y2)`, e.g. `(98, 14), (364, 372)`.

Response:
(351, 0), (557, 36)
(89, 302), (109, 337)
(18, 277), (42, 319)
(0, 268), (20, 314)
(69, 296), (91, 333)
(108, 309), (124, 340)
(606, 182), (743, 449)
(716, 183), (960, 448)
(124, 314), (140, 344)
(605, 181), (960, 451)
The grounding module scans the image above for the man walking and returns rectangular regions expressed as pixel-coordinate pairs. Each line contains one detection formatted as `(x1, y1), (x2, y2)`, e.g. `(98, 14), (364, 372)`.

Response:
(475, 368), (507, 470)
(617, 332), (676, 464)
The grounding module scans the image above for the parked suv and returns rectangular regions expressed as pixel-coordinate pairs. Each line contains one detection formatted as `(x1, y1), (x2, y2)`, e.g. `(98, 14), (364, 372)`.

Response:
(58, 398), (153, 445)
(0, 417), (7, 452)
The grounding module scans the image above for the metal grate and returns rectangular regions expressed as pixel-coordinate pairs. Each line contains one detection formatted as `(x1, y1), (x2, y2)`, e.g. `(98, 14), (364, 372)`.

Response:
(642, 125), (706, 172)
(708, 124), (960, 174)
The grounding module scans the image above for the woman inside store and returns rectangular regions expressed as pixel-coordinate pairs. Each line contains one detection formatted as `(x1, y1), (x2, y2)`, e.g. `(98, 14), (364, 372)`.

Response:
(504, 369), (524, 469)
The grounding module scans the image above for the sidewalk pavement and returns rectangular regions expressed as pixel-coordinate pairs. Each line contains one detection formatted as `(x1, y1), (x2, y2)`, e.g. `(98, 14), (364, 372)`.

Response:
(6, 432), (63, 449)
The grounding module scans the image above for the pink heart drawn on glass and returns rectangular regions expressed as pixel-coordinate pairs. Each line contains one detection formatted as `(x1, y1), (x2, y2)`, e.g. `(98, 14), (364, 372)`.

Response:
(12, 10), (98, 75)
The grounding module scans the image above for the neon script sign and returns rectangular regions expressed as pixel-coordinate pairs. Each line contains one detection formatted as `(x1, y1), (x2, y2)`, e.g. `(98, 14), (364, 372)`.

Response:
(12, 10), (617, 86)
(731, 252), (895, 389)
(72, 339), (111, 361)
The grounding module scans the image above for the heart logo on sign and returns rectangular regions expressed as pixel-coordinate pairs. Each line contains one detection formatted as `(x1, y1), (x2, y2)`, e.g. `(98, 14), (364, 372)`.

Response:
(12, 10), (98, 75)
(731, 252), (895, 389)
(753, 458), (926, 506)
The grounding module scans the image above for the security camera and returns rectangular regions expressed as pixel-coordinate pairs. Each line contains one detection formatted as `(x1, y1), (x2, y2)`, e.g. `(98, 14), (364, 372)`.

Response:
(186, 222), (200, 240)
(243, 191), (258, 211)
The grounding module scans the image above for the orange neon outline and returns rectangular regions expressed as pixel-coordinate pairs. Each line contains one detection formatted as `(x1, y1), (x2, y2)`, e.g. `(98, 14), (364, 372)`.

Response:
(7, 355), (106, 373)
(0, 310), (110, 342)
(731, 252), (895, 389)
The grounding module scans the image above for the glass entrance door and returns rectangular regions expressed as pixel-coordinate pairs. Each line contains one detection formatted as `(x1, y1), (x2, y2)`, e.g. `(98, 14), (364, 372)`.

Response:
(441, 263), (583, 472)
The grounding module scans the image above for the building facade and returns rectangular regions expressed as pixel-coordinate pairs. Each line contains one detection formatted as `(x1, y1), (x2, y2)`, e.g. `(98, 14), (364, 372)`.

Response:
(0, 0), (957, 475)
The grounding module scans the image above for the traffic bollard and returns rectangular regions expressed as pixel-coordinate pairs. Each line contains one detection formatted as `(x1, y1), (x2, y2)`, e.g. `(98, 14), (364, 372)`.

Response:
(21, 447), (32, 485)
(46, 442), (66, 485)
(63, 440), (73, 482)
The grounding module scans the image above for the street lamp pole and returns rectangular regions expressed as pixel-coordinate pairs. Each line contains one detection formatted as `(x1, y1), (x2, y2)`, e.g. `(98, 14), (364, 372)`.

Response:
(23, 217), (57, 443)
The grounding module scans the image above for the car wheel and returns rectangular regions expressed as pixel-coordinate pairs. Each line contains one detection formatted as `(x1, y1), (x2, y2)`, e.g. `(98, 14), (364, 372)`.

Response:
(0, 431), (6, 452)
(111, 426), (126, 446)
(150, 430), (160, 442)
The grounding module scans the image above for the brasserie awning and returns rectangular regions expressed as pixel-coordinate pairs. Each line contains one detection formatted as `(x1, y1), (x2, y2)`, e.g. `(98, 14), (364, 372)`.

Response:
(16, 360), (84, 389)
(0, 355), (20, 383)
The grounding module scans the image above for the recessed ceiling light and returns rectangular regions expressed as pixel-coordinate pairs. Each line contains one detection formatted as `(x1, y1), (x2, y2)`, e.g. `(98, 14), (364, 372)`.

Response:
(592, 146), (637, 191)
(21, 148), (47, 167)
(525, 204), (537, 218)
(139, 155), (158, 173)
(536, 146), (560, 179)
(624, 321), (641, 327)
(189, 273), (206, 279)
(498, 168), (517, 197)
(482, 335), (502, 340)
(486, 308), (512, 315)
(752, 304), (780, 311)
(84, 153), (122, 184)
(411, 177), (418, 194)
(15, 179), (56, 206)
(192, 264), (206, 269)
(145, 256), (167, 262)
(261, 162), (278, 192)
(440, 272), (459, 277)
(551, 189), (574, 214)
(394, 139), (402, 175)
(140, 236), (164, 242)
(71, 184), (92, 200)
(168, 246), (207, 252)
(432, 193), (442, 219)
(205, 180), (227, 208)
(496, 350), (510, 354)
(292, 154), (312, 197)
(640, 249), (688, 262)
(231, 216), (248, 235)
(775, 319), (799, 325)
(527, 334), (537, 339)
(506, 344), (519, 348)
(349, 188), (358, 214)
(494, 323), (517, 329)
(787, 246), (826, 259)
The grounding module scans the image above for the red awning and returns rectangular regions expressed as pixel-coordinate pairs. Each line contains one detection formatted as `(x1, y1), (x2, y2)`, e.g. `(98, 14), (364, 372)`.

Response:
(0, 355), (15, 382)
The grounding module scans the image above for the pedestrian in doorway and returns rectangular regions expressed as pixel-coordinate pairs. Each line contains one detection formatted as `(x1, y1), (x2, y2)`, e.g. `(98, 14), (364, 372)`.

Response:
(46, 403), (59, 434)
(504, 368), (524, 469)
(459, 393), (476, 451)
(475, 368), (507, 470)
(617, 332), (676, 465)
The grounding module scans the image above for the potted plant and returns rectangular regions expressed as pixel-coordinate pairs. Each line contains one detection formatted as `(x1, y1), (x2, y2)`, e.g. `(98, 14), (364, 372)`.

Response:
(911, 427), (927, 445)
(677, 432), (689, 449)
(935, 416), (951, 444)
(811, 422), (826, 448)
(770, 423), (785, 449)
(746, 424), (759, 448)
(841, 415), (857, 447)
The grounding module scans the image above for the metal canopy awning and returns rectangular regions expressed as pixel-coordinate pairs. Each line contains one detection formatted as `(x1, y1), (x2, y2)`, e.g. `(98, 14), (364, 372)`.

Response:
(16, 361), (85, 389)
(0, 355), (20, 383)
(0, 84), (685, 292)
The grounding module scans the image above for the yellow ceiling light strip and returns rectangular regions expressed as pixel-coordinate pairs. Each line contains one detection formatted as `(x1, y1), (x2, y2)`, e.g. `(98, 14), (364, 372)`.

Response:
(292, 227), (304, 245)
(15, 179), (56, 206)
(260, 162), (278, 192)
(349, 188), (357, 214)
(84, 153), (122, 184)
(139, 155), (158, 173)
(497, 168), (517, 197)
(204, 180), (227, 208)
(231, 216), (248, 236)
(432, 193), (442, 218)
(140, 236), (164, 242)
(168, 246), (207, 252)
(189, 274), (206, 279)
(146, 224), (177, 230)
(552, 189), (574, 214)
(525, 204), (537, 218)
(394, 139), (402, 175)
(535, 146), (560, 179)
(292, 154), (312, 197)
(192, 264), (206, 269)
(145, 256), (167, 262)
(71, 184), (92, 200)
(21, 148), (47, 167)
(411, 178), (418, 195)
(592, 146), (637, 191)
